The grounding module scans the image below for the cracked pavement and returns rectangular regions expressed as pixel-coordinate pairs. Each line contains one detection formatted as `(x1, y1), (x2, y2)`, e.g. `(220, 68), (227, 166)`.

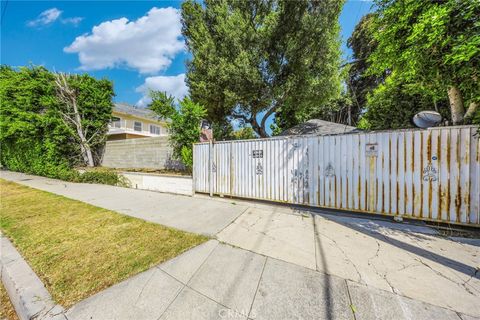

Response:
(218, 206), (480, 318)
(2, 171), (479, 319)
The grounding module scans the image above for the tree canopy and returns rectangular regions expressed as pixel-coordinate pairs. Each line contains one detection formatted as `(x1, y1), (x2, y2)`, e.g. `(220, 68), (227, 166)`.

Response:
(346, 13), (379, 121)
(181, 0), (344, 137)
(367, 0), (479, 125)
(149, 91), (207, 170)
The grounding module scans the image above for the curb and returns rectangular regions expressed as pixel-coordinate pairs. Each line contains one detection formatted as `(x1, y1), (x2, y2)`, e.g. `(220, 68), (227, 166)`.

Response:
(1, 235), (67, 320)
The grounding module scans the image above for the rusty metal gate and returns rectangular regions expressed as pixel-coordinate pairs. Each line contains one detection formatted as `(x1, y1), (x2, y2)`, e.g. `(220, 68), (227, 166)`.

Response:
(193, 126), (480, 226)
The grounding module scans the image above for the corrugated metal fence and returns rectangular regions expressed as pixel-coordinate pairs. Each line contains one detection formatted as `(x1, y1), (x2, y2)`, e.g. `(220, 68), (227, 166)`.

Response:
(193, 126), (480, 226)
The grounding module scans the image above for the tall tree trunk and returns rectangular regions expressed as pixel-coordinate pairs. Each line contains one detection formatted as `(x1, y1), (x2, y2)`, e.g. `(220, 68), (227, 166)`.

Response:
(464, 101), (478, 123)
(447, 86), (465, 125)
(79, 135), (94, 167)
(72, 102), (94, 167)
(250, 116), (269, 138)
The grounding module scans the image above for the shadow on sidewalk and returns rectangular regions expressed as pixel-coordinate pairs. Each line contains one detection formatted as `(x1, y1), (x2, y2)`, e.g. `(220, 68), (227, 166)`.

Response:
(313, 212), (479, 279)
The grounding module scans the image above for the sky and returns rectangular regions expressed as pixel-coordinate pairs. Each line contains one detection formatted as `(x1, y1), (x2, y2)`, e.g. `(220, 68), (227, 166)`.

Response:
(1, 0), (372, 122)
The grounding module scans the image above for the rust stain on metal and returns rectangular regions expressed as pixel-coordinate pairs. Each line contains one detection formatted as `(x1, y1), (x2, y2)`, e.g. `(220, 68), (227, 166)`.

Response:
(446, 130), (451, 169)
(437, 132), (442, 216)
(338, 172), (342, 208)
(477, 138), (480, 162)
(464, 132), (470, 165)
(465, 188), (471, 224)
(412, 147), (417, 217)
(369, 156), (376, 211)
(410, 133), (415, 172)
(427, 133), (432, 160)
(477, 137), (480, 162)
(396, 181), (400, 215)
(324, 173), (327, 207)
(446, 184), (451, 222)
(456, 132), (461, 222)
(456, 181), (462, 222)
(400, 137), (407, 213)
(364, 180), (368, 211)
(382, 154), (385, 213)
(382, 182), (385, 213)
(446, 130), (451, 221)
(428, 133), (433, 219)
(428, 175), (433, 219)
(389, 137), (392, 214)
(357, 177), (361, 206)
(419, 132), (424, 218)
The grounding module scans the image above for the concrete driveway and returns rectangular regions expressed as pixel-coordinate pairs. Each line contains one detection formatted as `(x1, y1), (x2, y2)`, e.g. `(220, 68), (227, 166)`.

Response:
(217, 205), (480, 318)
(2, 171), (479, 319)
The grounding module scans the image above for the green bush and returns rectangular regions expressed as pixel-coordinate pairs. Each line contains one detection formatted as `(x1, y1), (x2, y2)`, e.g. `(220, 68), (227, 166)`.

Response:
(180, 146), (193, 171)
(0, 65), (114, 179)
(78, 169), (130, 187)
(0, 139), (80, 181)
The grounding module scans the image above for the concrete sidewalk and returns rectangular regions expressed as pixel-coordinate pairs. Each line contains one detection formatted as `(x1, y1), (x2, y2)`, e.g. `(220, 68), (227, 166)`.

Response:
(0, 171), (247, 236)
(66, 240), (466, 320)
(2, 171), (480, 319)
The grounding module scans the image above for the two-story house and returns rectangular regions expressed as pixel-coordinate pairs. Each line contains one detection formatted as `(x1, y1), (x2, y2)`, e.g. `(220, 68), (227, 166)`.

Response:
(107, 103), (169, 141)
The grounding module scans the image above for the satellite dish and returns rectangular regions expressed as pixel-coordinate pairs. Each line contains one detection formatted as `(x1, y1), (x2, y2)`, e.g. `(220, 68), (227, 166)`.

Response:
(413, 111), (442, 128)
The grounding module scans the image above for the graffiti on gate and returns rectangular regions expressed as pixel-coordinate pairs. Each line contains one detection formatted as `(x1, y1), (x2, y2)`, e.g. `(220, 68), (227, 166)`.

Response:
(422, 163), (437, 182)
(324, 163), (335, 177)
(256, 162), (263, 175)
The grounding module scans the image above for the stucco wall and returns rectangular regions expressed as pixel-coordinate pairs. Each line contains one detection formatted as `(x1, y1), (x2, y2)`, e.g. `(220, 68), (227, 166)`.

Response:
(121, 172), (193, 196)
(102, 136), (183, 170)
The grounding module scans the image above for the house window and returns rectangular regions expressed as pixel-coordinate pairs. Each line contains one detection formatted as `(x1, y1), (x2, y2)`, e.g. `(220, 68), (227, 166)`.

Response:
(110, 117), (121, 128)
(134, 121), (142, 132)
(150, 125), (160, 135)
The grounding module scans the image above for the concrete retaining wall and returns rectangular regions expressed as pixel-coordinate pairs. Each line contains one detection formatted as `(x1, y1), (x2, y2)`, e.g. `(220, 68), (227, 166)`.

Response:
(102, 136), (183, 170)
(121, 172), (193, 196)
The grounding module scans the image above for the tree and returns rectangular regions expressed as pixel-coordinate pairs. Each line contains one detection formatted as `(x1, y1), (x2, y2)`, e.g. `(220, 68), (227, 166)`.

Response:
(0, 65), (114, 177)
(54, 74), (98, 166)
(368, 0), (480, 125)
(361, 72), (450, 129)
(232, 127), (257, 140)
(346, 13), (381, 122)
(54, 73), (114, 166)
(149, 91), (206, 170)
(181, 0), (344, 137)
(307, 92), (354, 125)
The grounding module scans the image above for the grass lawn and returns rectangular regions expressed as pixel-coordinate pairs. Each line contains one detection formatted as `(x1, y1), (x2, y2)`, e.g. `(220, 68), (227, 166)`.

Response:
(0, 179), (208, 307)
(0, 282), (19, 320)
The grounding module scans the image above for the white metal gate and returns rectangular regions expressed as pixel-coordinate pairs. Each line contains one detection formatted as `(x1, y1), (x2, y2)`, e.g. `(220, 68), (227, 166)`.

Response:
(193, 126), (480, 226)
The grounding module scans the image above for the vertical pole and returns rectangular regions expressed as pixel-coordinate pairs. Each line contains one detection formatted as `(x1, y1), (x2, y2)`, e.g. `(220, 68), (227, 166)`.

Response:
(209, 139), (213, 197)
(192, 143), (196, 196)
(230, 142), (233, 196)
(348, 104), (352, 126)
